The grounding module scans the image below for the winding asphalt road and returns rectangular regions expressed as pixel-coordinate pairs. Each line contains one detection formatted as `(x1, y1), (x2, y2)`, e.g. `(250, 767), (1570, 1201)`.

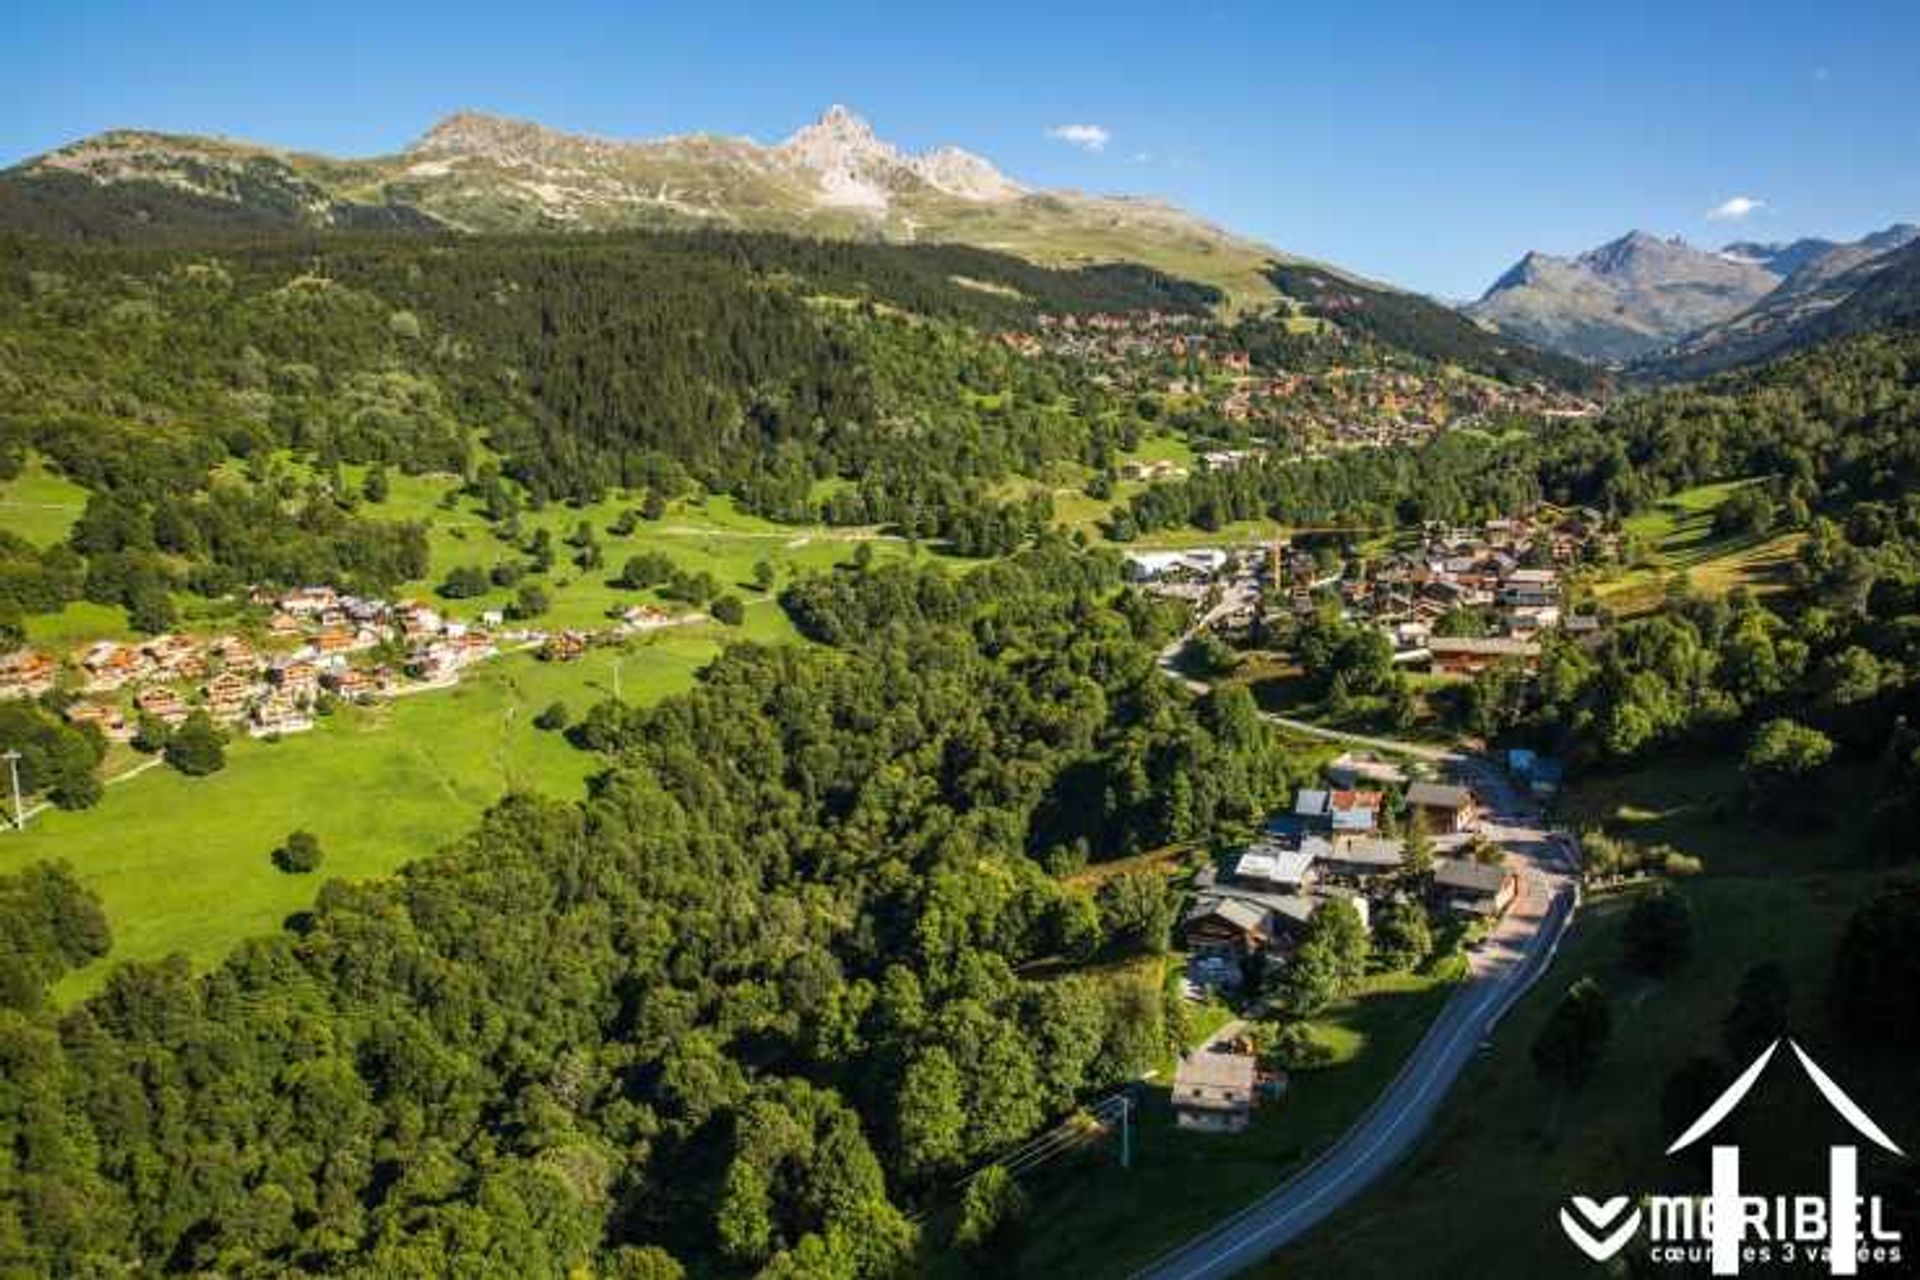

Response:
(1134, 668), (1581, 1279)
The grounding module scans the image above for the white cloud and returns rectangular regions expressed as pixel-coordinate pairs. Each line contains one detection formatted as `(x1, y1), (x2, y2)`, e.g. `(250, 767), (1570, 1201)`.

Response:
(1045, 124), (1111, 153)
(1707, 195), (1765, 222)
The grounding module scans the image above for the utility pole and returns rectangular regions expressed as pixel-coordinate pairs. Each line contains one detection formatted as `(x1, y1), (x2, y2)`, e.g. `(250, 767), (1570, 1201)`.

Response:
(1119, 1094), (1133, 1170)
(3, 749), (22, 832)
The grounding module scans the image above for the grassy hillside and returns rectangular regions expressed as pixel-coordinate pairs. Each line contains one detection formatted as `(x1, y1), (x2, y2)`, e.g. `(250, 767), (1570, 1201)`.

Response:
(0, 631), (709, 1000)
(0, 454), (88, 546)
(1594, 477), (1803, 615)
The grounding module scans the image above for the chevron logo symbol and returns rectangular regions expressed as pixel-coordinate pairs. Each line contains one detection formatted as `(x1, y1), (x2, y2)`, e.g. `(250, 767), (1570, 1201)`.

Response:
(1559, 1195), (1642, 1263)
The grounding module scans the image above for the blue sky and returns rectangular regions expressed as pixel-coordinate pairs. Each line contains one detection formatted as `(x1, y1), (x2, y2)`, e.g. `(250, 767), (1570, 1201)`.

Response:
(8, 0), (1917, 297)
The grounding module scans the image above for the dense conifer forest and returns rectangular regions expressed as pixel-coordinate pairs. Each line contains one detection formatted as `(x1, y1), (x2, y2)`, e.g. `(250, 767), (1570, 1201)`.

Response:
(0, 540), (1303, 1275)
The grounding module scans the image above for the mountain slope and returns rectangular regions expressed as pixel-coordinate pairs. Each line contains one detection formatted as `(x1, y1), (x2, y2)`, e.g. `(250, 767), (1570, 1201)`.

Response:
(1470, 225), (1920, 368)
(1, 106), (1286, 307)
(1466, 231), (1778, 364)
(1268, 262), (1604, 391)
(1645, 233), (1920, 379)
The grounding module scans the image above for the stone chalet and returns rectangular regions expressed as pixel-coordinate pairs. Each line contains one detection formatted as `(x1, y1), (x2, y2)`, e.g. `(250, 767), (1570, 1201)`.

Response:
(324, 667), (382, 701)
(1406, 781), (1477, 834)
(1294, 786), (1383, 835)
(1182, 892), (1318, 958)
(142, 634), (206, 680)
(278, 586), (339, 616)
(209, 635), (261, 673)
(203, 671), (258, 722)
(1172, 1050), (1258, 1133)
(1328, 789), (1383, 834)
(77, 641), (145, 693)
(249, 692), (314, 738)
(1426, 636), (1541, 676)
(268, 660), (321, 703)
(1231, 841), (1318, 893)
(1498, 568), (1560, 609)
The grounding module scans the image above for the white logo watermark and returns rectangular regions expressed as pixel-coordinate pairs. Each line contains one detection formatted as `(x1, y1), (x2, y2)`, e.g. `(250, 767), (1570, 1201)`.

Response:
(1559, 1039), (1905, 1274)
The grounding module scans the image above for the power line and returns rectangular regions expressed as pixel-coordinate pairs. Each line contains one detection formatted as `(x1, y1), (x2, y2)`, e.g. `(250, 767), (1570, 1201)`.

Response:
(2, 750), (21, 832)
(960, 1090), (1137, 1186)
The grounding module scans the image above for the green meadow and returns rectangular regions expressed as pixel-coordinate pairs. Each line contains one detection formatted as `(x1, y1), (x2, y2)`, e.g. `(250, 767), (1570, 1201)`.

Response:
(1596, 477), (1803, 615)
(2, 633), (728, 1001)
(0, 454), (89, 547)
(339, 463), (916, 634)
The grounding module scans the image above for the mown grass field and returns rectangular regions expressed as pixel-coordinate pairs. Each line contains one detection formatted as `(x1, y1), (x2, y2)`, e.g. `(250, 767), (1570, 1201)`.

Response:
(1, 634), (727, 1001)
(0, 454), (89, 547)
(1596, 477), (1803, 616)
(1003, 955), (1467, 1278)
(1272, 758), (1914, 1279)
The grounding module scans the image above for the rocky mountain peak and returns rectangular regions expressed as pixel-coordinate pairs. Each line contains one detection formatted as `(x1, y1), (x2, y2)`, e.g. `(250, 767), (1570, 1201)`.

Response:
(776, 105), (1022, 207)
(1484, 249), (1556, 295)
(913, 145), (1023, 202)
(1577, 230), (1685, 276)
(1470, 229), (1783, 364)
(406, 110), (608, 165)
(780, 104), (898, 172)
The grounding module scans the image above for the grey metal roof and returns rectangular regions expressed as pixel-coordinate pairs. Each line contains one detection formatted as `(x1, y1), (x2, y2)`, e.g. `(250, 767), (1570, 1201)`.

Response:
(1327, 837), (1406, 868)
(1174, 1050), (1256, 1092)
(1433, 857), (1508, 895)
(1407, 781), (1473, 810)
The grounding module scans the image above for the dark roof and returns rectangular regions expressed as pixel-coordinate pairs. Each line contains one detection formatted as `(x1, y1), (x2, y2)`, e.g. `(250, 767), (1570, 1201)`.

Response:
(1192, 888), (1318, 927)
(1433, 857), (1509, 895)
(1184, 897), (1267, 933)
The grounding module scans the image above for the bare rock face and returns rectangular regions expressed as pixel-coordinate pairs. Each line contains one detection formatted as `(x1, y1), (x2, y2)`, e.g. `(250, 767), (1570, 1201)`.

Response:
(776, 105), (1024, 208)
(1468, 230), (1779, 364)
(911, 145), (1024, 202)
(1472, 224), (1920, 367)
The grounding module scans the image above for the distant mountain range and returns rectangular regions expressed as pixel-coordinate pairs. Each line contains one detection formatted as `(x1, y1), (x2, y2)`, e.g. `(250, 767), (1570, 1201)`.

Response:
(0, 105), (1285, 305)
(1650, 233), (1920, 380)
(8, 106), (1910, 387)
(1468, 224), (1920, 366)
